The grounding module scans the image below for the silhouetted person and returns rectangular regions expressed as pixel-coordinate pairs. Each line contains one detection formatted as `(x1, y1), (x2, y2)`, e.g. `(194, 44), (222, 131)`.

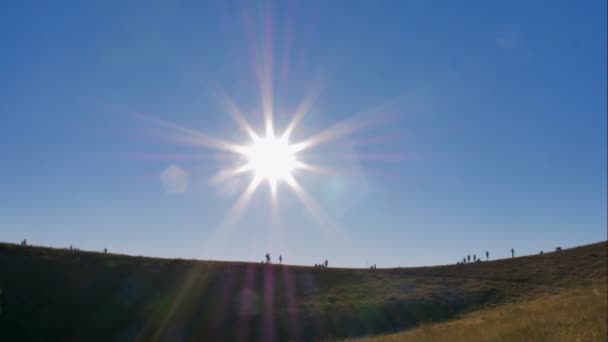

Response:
(279, 255), (282, 264)
(540, 250), (543, 255)
(324, 260), (328, 267)
(486, 251), (489, 261)
(265, 253), (271, 264)
(70, 245), (72, 251)
(467, 255), (470, 263)
(473, 254), (476, 262)
(555, 247), (562, 252)
(511, 248), (514, 258)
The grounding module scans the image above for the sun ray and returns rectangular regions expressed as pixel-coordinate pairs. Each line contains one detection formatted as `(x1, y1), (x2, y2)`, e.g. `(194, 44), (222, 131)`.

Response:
(216, 91), (259, 141)
(269, 179), (279, 225)
(223, 175), (263, 227)
(281, 88), (321, 141)
(260, 11), (275, 139)
(292, 161), (333, 175)
(289, 91), (409, 153)
(211, 164), (253, 185)
(141, 114), (248, 154)
(290, 114), (370, 153)
(284, 174), (329, 228)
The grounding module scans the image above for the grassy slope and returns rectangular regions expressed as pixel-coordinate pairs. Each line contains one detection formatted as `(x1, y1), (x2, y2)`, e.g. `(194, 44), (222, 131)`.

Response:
(347, 284), (607, 342)
(0, 241), (605, 342)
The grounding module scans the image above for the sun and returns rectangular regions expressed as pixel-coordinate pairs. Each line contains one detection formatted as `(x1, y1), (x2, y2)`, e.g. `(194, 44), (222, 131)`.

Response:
(243, 134), (298, 184)
(142, 83), (375, 226)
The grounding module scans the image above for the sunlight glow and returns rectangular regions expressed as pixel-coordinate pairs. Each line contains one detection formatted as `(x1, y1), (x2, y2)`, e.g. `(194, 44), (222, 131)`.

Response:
(144, 101), (371, 228)
(243, 134), (298, 184)
(131, 5), (413, 235)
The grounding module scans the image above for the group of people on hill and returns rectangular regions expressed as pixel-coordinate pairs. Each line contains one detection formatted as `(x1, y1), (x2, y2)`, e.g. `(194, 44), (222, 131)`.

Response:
(458, 250), (492, 264)
(457, 248), (519, 265)
(260, 253), (329, 268)
(315, 260), (329, 268)
(262, 253), (283, 265)
(16, 238), (565, 269)
(19, 238), (91, 252)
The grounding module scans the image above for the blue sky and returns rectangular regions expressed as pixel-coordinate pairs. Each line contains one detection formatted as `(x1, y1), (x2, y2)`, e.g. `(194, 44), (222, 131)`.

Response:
(1, 1), (606, 267)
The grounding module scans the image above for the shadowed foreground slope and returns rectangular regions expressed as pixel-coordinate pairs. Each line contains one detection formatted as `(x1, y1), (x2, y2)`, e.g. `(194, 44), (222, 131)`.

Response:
(0, 241), (605, 341)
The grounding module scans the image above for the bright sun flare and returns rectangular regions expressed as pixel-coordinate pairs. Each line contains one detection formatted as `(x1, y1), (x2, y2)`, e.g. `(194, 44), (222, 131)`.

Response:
(244, 135), (298, 184)
(144, 80), (375, 226)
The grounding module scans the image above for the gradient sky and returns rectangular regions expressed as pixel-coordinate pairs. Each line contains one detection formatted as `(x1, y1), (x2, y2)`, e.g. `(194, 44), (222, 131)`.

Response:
(1, 1), (606, 267)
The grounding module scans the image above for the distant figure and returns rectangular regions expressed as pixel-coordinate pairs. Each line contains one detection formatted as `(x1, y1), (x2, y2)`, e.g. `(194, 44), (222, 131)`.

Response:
(473, 254), (477, 262)
(511, 248), (514, 258)
(540, 250), (544, 255)
(70, 245), (73, 251)
(467, 255), (470, 263)
(324, 260), (328, 267)
(555, 247), (562, 252)
(279, 255), (282, 264)
(462, 257), (466, 264)
(265, 253), (271, 264)
(486, 251), (489, 261)
(476, 259), (481, 263)
(21, 239), (27, 246)
(104, 248), (107, 254)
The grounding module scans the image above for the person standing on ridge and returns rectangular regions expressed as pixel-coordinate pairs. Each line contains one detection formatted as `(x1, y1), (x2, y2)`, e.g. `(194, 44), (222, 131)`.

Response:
(486, 251), (489, 261)
(511, 248), (514, 258)
(279, 255), (282, 264)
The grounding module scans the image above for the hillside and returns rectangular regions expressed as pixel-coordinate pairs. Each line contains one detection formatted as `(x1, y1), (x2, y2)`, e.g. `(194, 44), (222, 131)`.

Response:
(347, 283), (607, 342)
(0, 241), (606, 341)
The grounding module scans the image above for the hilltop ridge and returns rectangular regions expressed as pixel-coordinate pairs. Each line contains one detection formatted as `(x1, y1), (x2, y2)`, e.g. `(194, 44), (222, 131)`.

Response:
(0, 241), (605, 341)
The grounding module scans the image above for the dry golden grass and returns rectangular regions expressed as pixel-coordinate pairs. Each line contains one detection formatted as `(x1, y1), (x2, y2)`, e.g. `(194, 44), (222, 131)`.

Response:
(346, 282), (607, 342)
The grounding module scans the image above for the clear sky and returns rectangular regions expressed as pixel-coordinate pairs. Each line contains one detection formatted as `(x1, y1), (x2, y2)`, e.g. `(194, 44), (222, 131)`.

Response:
(1, 1), (606, 267)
